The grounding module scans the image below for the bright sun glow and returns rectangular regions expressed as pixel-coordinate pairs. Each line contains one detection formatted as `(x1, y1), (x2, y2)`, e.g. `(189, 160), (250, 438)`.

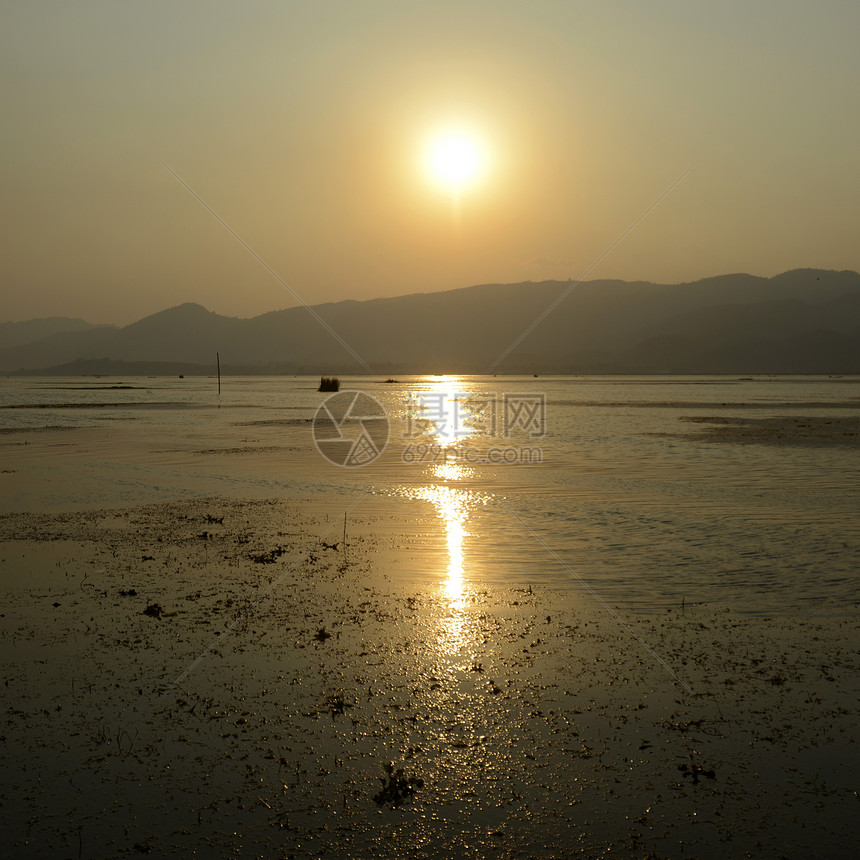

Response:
(425, 129), (486, 192)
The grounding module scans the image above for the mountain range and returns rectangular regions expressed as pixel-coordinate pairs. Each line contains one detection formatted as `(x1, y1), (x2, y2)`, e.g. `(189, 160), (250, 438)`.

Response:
(3, 268), (860, 374)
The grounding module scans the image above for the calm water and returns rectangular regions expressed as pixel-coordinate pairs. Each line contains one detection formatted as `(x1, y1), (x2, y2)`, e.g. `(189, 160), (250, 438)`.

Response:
(2, 374), (859, 614)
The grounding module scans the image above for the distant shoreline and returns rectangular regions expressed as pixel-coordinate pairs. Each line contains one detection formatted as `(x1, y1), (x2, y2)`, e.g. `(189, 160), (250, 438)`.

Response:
(6, 368), (860, 379)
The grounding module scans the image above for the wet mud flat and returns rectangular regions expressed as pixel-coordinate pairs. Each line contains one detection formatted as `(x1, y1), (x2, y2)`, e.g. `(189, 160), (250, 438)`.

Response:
(675, 415), (860, 447)
(0, 498), (858, 858)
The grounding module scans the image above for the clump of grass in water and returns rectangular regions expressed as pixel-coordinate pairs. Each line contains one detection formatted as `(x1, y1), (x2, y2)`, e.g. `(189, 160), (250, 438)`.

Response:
(326, 693), (352, 718)
(318, 376), (340, 392)
(373, 762), (423, 807)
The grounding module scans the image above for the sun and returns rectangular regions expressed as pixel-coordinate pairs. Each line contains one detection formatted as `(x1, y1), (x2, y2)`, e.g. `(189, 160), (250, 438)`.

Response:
(424, 128), (487, 193)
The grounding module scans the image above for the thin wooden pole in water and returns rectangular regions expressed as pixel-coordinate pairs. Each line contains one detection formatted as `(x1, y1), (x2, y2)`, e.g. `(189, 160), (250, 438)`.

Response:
(216, 352), (221, 395)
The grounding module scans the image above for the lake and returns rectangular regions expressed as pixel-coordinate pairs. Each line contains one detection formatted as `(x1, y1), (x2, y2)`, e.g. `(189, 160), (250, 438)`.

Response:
(2, 374), (859, 615)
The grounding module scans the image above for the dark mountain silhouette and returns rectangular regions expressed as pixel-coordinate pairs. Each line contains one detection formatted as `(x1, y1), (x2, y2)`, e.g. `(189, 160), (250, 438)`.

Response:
(2, 269), (860, 374)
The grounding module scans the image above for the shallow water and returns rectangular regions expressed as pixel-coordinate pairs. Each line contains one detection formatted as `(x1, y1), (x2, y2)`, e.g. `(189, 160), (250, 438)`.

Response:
(1, 374), (859, 614)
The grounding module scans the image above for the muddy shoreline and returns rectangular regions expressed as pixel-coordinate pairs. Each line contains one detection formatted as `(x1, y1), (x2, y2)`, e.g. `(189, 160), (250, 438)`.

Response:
(676, 414), (860, 447)
(1, 498), (858, 858)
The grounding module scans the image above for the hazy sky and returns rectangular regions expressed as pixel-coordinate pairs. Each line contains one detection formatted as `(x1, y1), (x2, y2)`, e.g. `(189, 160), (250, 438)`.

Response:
(2, 0), (858, 324)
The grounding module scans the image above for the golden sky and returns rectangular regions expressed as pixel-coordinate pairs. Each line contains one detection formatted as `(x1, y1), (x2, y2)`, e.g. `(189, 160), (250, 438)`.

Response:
(2, 0), (859, 324)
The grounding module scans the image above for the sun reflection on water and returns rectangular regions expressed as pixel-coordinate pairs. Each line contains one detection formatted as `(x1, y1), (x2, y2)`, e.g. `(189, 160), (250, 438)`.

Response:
(406, 375), (493, 447)
(412, 484), (470, 608)
(431, 461), (471, 482)
(400, 377), (496, 655)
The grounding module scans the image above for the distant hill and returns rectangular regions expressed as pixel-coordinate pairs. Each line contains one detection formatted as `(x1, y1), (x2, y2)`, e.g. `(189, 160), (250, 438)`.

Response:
(0, 317), (114, 350)
(2, 269), (860, 374)
(20, 357), (215, 377)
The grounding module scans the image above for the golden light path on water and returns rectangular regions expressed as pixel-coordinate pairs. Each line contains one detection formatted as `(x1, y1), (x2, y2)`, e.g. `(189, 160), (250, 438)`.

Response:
(402, 377), (494, 654)
(417, 472), (470, 608)
(410, 469), (480, 655)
